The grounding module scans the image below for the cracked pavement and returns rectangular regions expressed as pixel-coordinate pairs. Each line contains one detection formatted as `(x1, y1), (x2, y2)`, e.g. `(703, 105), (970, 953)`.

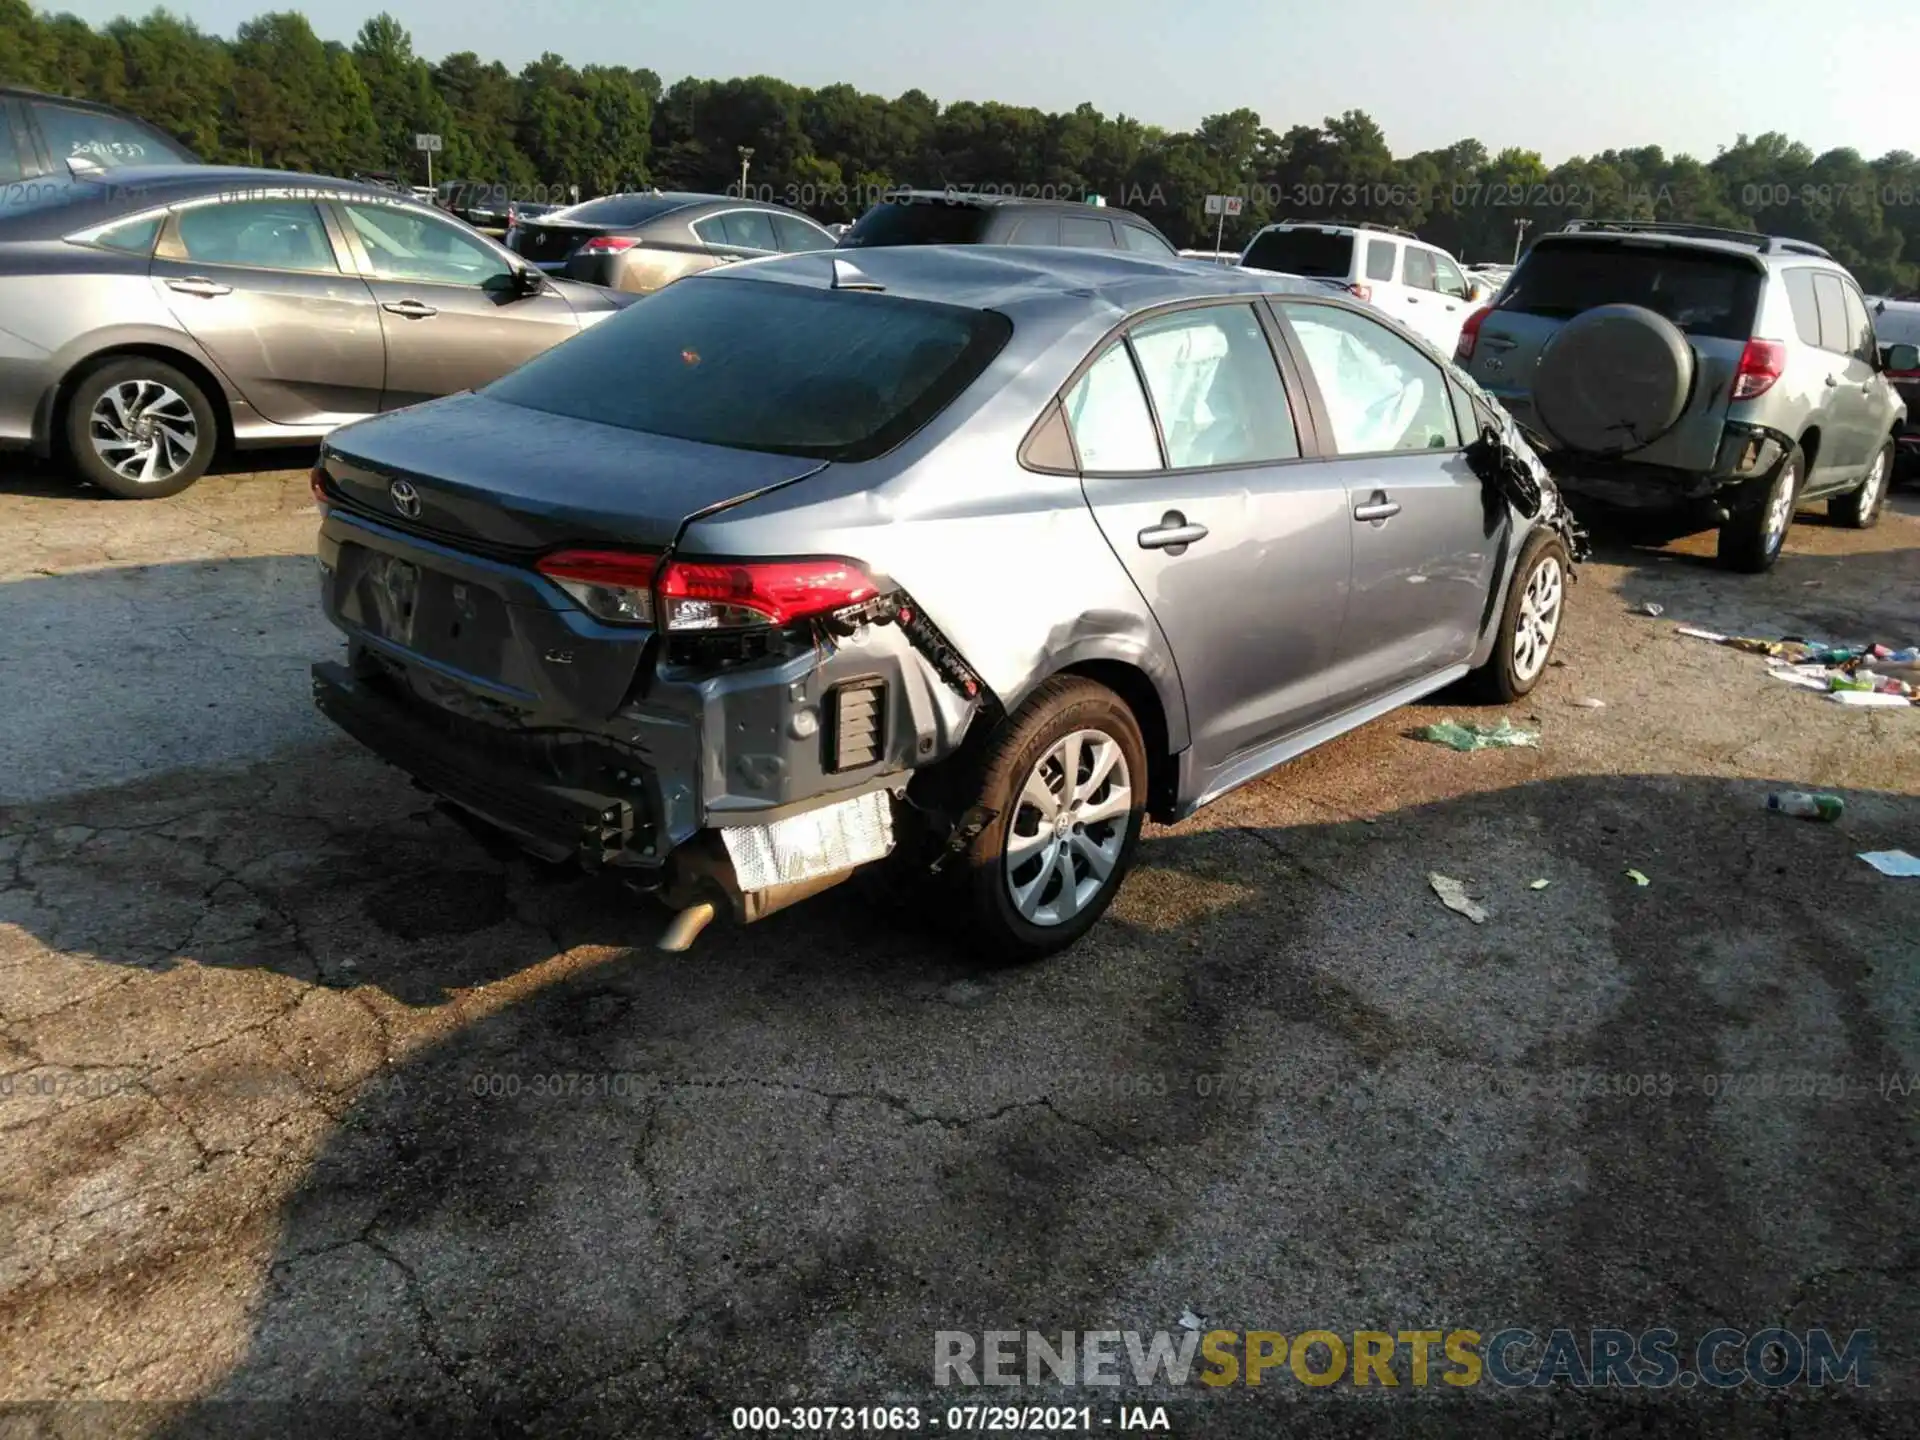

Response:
(1, 461), (1917, 1438)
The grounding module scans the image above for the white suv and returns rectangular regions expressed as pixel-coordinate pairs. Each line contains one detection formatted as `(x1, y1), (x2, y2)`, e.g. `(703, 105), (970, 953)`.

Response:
(1238, 221), (1479, 354)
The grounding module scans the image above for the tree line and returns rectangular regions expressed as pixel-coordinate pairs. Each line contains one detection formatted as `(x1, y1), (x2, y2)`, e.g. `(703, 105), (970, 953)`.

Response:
(4, 1), (1916, 291)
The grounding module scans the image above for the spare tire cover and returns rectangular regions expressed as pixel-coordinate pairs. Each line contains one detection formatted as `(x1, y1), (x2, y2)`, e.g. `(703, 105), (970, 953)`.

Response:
(1531, 303), (1694, 456)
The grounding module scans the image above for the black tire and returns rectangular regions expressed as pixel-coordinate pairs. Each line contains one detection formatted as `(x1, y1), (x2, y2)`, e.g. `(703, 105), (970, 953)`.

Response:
(1532, 304), (1694, 455)
(1466, 529), (1570, 703)
(1718, 444), (1803, 573)
(63, 357), (218, 499)
(1829, 438), (1892, 530)
(952, 677), (1148, 962)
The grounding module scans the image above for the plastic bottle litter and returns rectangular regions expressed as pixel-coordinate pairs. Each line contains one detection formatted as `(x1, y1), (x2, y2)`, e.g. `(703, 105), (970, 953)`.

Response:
(1410, 719), (1541, 752)
(1636, 602), (1665, 617)
(1765, 791), (1845, 822)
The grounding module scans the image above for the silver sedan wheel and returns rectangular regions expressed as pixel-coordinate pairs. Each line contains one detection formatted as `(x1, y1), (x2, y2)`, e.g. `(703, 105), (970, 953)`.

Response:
(1511, 552), (1564, 684)
(88, 380), (198, 485)
(1004, 728), (1132, 928)
(1762, 458), (1799, 554)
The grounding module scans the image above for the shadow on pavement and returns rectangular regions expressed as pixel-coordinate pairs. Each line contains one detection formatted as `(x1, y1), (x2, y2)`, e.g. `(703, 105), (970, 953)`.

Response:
(14, 770), (1890, 1437)
(0, 446), (319, 499)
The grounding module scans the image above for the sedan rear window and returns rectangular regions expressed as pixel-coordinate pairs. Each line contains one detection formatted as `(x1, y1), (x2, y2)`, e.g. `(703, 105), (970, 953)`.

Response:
(551, 194), (694, 228)
(840, 200), (993, 247)
(484, 273), (1013, 462)
(1241, 228), (1354, 278)
(1500, 240), (1762, 339)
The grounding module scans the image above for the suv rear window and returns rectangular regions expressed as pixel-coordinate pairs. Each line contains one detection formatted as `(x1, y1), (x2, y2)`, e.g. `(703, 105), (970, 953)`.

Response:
(1499, 239), (1762, 340)
(841, 200), (992, 247)
(483, 273), (1013, 462)
(1241, 228), (1354, 279)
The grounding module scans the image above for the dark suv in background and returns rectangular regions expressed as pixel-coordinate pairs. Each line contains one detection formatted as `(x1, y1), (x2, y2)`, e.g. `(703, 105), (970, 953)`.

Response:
(839, 191), (1176, 254)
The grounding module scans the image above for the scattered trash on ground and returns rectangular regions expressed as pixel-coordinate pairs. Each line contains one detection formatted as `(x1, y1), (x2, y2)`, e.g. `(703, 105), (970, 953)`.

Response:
(1430, 873), (1489, 923)
(1858, 850), (1920, 878)
(1179, 1309), (1205, 1332)
(1766, 791), (1844, 822)
(1410, 719), (1541, 752)
(1636, 602), (1665, 617)
(1569, 697), (1607, 709)
(1675, 630), (1919, 708)
(1625, 869), (1650, 887)
(1530, 878), (1552, 890)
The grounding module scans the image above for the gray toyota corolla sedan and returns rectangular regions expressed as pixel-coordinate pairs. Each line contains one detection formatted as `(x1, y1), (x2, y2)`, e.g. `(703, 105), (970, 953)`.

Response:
(310, 246), (1582, 958)
(0, 166), (632, 498)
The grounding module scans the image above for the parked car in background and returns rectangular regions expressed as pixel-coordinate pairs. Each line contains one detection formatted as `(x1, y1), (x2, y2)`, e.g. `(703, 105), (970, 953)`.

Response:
(308, 245), (1578, 959)
(1, 86), (199, 214)
(1870, 295), (1920, 476)
(0, 166), (635, 498)
(1237, 220), (1479, 354)
(1465, 262), (1513, 301)
(1456, 220), (1911, 569)
(1178, 249), (1239, 265)
(506, 191), (840, 295)
(839, 192), (1177, 254)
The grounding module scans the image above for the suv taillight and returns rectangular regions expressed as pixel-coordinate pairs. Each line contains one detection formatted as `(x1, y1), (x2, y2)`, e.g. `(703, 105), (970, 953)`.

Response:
(577, 235), (639, 255)
(309, 462), (329, 509)
(657, 558), (879, 631)
(1731, 339), (1786, 400)
(1347, 282), (1372, 302)
(1456, 305), (1492, 362)
(536, 549), (659, 625)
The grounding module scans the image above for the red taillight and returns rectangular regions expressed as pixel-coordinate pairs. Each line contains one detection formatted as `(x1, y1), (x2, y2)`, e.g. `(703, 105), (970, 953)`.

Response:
(309, 463), (328, 509)
(1731, 339), (1786, 400)
(577, 235), (639, 255)
(536, 548), (660, 625)
(1886, 368), (1920, 381)
(656, 558), (879, 631)
(1347, 282), (1372, 302)
(1456, 305), (1492, 362)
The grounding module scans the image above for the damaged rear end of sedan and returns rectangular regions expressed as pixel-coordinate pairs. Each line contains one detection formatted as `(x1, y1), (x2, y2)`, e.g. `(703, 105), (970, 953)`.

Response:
(311, 259), (1016, 950)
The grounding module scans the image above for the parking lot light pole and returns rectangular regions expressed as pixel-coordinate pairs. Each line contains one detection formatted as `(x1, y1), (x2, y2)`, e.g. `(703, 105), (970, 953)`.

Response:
(1513, 218), (1532, 264)
(738, 147), (754, 199)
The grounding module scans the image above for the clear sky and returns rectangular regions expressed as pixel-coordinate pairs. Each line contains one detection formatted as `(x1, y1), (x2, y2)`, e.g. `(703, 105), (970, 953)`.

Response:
(44, 0), (1916, 163)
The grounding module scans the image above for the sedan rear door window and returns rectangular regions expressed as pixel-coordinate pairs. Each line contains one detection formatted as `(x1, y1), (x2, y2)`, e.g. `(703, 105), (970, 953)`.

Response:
(1127, 306), (1299, 467)
(718, 210), (779, 252)
(1060, 216), (1116, 248)
(1063, 344), (1161, 472)
(1277, 301), (1459, 454)
(175, 200), (338, 273)
(1121, 225), (1174, 255)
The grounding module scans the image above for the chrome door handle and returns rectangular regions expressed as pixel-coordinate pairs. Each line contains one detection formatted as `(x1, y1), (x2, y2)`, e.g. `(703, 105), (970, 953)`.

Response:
(1354, 492), (1401, 523)
(382, 300), (438, 318)
(1137, 512), (1209, 552)
(167, 277), (231, 297)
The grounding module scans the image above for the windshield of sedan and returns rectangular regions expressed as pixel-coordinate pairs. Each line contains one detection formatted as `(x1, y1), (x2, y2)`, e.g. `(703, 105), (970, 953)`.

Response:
(483, 272), (1014, 461)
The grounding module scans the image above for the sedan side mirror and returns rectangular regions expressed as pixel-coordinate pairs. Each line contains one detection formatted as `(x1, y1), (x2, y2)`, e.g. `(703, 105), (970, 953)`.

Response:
(511, 266), (546, 297)
(1883, 342), (1920, 373)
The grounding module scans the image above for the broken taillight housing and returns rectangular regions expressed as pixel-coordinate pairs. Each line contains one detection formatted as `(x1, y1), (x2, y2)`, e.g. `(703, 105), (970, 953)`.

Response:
(577, 234), (639, 255)
(656, 558), (879, 631)
(1730, 338), (1786, 401)
(536, 549), (659, 625)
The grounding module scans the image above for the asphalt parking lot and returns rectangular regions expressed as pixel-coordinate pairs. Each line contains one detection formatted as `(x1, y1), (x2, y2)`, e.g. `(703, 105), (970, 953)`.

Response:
(2, 458), (1917, 1437)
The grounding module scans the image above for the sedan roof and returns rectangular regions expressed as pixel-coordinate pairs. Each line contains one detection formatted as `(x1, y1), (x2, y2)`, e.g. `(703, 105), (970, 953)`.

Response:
(0, 165), (453, 238)
(708, 243), (1334, 327)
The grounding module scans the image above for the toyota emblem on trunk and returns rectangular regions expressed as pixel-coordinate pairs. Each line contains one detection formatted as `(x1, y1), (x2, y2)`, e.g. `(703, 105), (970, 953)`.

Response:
(389, 480), (421, 519)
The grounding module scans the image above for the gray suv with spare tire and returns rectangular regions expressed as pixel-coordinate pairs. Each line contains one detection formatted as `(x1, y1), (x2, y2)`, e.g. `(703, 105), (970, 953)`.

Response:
(1456, 220), (1913, 570)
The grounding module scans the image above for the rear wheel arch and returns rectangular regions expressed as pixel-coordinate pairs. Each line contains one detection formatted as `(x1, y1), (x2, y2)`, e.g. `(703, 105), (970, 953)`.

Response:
(50, 345), (234, 458)
(1795, 425), (1822, 472)
(1055, 659), (1178, 821)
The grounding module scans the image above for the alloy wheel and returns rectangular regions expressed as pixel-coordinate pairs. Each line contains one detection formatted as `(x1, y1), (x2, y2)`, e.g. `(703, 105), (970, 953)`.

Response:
(1004, 728), (1132, 927)
(88, 380), (198, 485)
(1511, 553), (1564, 684)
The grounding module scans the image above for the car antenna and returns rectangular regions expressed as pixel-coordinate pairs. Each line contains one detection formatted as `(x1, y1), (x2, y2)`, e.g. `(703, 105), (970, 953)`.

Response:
(830, 257), (885, 292)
